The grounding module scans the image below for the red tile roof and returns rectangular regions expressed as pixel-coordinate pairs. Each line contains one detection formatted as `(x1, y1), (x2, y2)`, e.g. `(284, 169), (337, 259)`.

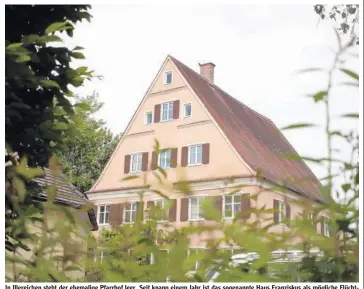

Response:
(170, 56), (324, 203)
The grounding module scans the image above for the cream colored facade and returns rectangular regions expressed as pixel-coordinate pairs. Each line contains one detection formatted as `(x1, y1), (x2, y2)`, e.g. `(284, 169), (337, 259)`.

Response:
(5, 205), (92, 281)
(87, 56), (325, 247)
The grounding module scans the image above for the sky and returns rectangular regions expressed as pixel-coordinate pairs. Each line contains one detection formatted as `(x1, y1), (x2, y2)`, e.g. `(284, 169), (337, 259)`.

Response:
(65, 4), (359, 190)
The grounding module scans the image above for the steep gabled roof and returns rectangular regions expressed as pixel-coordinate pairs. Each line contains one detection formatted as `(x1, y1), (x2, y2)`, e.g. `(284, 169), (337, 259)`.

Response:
(170, 56), (324, 202)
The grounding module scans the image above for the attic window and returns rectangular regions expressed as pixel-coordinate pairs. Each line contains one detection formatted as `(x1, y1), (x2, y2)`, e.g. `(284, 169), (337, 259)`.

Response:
(164, 71), (172, 85)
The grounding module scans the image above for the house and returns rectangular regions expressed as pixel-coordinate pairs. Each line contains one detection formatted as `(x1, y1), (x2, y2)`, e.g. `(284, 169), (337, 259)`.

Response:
(5, 168), (98, 281)
(86, 55), (329, 253)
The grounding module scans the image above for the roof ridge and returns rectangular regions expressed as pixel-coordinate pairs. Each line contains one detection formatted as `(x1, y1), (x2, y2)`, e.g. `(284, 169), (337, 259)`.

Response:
(169, 56), (272, 123)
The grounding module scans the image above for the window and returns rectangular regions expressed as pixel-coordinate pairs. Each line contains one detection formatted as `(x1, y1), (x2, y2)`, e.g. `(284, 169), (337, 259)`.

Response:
(155, 199), (168, 221)
(158, 150), (171, 169)
(98, 205), (110, 224)
(323, 217), (330, 237)
(161, 102), (174, 121)
(278, 200), (286, 223)
(145, 111), (153, 125)
(189, 196), (205, 221)
(94, 250), (107, 263)
(184, 103), (192, 118)
(164, 71), (172, 85)
(130, 153), (143, 173)
(188, 248), (205, 270)
(124, 202), (137, 223)
(223, 194), (241, 219)
(188, 144), (203, 166)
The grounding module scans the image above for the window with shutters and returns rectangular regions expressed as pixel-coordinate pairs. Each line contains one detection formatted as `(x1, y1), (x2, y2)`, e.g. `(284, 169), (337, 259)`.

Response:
(124, 202), (137, 224)
(161, 102), (174, 121)
(323, 217), (330, 237)
(189, 196), (205, 221)
(183, 103), (192, 118)
(145, 111), (153, 125)
(188, 144), (203, 166)
(158, 149), (171, 169)
(223, 194), (241, 219)
(278, 200), (286, 223)
(164, 71), (172, 85)
(98, 205), (110, 225)
(155, 199), (168, 221)
(130, 153), (143, 173)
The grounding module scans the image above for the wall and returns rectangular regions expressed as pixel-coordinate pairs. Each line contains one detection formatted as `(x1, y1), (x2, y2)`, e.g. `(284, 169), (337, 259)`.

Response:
(5, 204), (92, 281)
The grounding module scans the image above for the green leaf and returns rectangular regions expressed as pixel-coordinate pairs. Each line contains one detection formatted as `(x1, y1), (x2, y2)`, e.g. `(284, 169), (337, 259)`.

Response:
(7, 42), (23, 49)
(281, 123), (316, 130)
(54, 122), (68, 131)
(341, 113), (358, 118)
(71, 52), (85, 59)
(15, 54), (31, 63)
(73, 46), (84, 51)
(45, 21), (73, 34)
(76, 66), (88, 74)
(40, 79), (60, 89)
(38, 35), (63, 43)
(340, 69), (359, 80)
(310, 91), (327, 102)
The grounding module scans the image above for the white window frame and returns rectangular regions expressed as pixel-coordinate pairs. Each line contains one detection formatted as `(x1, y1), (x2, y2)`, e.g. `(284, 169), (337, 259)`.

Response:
(188, 144), (203, 166)
(187, 247), (206, 271)
(160, 101), (174, 122)
(123, 201), (138, 224)
(278, 200), (286, 223)
(94, 250), (106, 263)
(130, 152), (143, 173)
(164, 71), (173, 85)
(323, 217), (330, 237)
(144, 111), (153, 125)
(183, 102), (192, 118)
(97, 204), (110, 225)
(158, 149), (171, 169)
(154, 199), (169, 222)
(189, 196), (205, 221)
(223, 194), (241, 219)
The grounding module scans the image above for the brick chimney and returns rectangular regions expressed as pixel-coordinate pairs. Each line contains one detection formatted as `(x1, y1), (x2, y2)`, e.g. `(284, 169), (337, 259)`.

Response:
(199, 62), (215, 84)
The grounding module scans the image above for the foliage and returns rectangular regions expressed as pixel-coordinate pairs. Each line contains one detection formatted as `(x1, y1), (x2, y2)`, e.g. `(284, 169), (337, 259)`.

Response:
(5, 5), (93, 167)
(314, 5), (359, 44)
(5, 156), (92, 281)
(5, 4), (95, 278)
(55, 93), (121, 192)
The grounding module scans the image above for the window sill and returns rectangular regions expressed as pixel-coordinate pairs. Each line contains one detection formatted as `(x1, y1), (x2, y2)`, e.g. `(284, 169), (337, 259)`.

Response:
(157, 220), (169, 223)
(184, 115), (192, 118)
(160, 118), (174, 123)
(276, 223), (288, 228)
(129, 171), (142, 175)
(187, 163), (204, 167)
(98, 223), (110, 227)
(188, 218), (205, 222)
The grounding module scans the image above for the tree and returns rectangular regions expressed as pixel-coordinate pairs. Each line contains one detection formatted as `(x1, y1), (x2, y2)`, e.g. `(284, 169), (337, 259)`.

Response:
(56, 93), (121, 192)
(314, 5), (359, 44)
(5, 5), (93, 167)
(5, 5), (93, 255)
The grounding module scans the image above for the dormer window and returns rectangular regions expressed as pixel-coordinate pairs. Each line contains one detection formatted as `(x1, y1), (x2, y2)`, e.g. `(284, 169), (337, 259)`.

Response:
(164, 71), (172, 85)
